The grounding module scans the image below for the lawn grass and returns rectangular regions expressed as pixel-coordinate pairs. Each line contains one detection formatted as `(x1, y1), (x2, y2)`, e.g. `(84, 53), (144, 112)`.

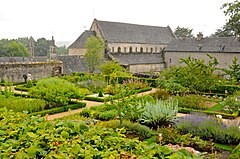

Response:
(207, 103), (224, 112)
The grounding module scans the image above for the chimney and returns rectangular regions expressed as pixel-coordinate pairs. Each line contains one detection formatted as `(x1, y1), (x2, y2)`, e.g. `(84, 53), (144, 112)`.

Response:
(197, 32), (203, 40)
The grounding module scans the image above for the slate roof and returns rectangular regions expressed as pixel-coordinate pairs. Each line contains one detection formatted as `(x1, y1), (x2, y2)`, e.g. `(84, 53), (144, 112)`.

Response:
(56, 55), (89, 74)
(68, 30), (96, 49)
(93, 19), (176, 44)
(107, 53), (164, 65)
(165, 37), (240, 53)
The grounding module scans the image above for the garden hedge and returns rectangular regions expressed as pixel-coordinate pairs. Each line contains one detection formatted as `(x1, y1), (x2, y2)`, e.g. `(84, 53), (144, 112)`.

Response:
(30, 102), (86, 116)
(228, 143), (240, 159)
(178, 107), (238, 119)
(84, 87), (152, 102)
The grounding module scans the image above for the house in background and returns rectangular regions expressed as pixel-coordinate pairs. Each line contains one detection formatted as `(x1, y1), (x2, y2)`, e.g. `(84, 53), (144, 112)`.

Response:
(68, 19), (176, 73)
(164, 33), (240, 69)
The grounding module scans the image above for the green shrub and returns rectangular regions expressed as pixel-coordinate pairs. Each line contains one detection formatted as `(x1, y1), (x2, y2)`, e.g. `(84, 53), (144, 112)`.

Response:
(84, 96), (105, 102)
(31, 102), (86, 116)
(98, 90), (104, 97)
(127, 123), (156, 139)
(0, 95), (46, 113)
(29, 77), (84, 107)
(140, 99), (178, 129)
(79, 108), (91, 118)
(98, 110), (118, 121)
(174, 95), (208, 110)
(25, 80), (34, 88)
(14, 85), (30, 91)
(149, 89), (171, 100)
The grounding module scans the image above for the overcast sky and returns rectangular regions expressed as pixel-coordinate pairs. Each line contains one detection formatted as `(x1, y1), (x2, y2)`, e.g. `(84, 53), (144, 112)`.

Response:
(0, 0), (232, 45)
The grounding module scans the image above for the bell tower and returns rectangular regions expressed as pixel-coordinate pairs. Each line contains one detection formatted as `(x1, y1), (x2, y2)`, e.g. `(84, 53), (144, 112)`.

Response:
(50, 36), (57, 59)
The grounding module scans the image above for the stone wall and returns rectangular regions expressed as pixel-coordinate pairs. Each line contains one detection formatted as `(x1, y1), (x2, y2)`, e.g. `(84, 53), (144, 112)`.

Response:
(129, 63), (165, 73)
(164, 52), (240, 69)
(0, 61), (63, 82)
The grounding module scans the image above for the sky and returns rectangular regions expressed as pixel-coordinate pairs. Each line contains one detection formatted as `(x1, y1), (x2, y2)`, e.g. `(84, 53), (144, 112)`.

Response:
(0, 0), (232, 45)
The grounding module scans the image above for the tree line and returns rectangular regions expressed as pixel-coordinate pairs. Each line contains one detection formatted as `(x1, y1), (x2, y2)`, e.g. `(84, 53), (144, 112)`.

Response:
(0, 37), (68, 57)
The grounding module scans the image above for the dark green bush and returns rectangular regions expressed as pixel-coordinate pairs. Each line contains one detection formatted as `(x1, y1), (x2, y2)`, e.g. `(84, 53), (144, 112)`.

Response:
(79, 108), (91, 118)
(14, 85), (30, 91)
(84, 96), (105, 102)
(31, 102), (86, 116)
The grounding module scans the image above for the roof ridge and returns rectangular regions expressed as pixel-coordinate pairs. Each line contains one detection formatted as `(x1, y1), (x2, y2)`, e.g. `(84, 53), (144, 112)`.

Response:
(97, 19), (168, 28)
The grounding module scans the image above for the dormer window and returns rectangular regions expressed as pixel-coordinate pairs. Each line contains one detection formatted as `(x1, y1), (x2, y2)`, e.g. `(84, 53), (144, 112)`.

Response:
(196, 45), (202, 51)
(218, 45), (225, 51)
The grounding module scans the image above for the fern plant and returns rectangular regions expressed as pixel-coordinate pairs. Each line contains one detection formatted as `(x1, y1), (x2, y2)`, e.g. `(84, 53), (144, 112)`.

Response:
(140, 99), (178, 129)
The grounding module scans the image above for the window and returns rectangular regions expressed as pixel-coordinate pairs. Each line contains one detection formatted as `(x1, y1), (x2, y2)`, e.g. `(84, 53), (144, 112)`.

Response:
(146, 47), (148, 53)
(135, 47), (138, 52)
(118, 47), (121, 53)
(129, 47), (132, 53)
(140, 47), (143, 53)
(155, 47), (157, 52)
(150, 48), (153, 53)
(169, 58), (172, 63)
(124, 47), (126, 53)
(112, 47), (114, 52)
(159, 47), (162, 52)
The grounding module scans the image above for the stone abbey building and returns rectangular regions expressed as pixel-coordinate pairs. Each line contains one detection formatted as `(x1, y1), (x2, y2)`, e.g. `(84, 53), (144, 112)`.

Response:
(69, 19), (176, 73)
(1, 19), (240, 82)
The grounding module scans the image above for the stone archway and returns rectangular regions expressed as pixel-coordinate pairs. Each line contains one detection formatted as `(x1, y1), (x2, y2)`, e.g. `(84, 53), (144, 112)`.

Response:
(52, 66), (62, 76)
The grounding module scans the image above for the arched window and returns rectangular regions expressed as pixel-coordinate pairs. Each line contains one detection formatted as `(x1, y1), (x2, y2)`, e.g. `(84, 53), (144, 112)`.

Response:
(129, 47), (132, 53)
(140, 47), (143, 53)
(150, 48), (153, 53)
(112, 47), (114, 52)
(118, 47), (121, 53)
(146, 47), (148, 53)
(155, 47), (157, 53)
(135, 47), (138, 52)
(124, 47), (127, 53)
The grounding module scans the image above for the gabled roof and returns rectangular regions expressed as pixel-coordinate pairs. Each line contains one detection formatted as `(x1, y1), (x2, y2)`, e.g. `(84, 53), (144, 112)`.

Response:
(68, 30), (96, 49)
(93, 19), (175, 44)
(107, 53), (164, 65)
(165, 37), (240, 53)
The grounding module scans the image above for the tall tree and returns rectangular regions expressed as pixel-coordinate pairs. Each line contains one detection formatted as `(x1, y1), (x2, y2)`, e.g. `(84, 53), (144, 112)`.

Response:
(7, 41), (30, 57)
(222, 57), (240, 81)
(34, 38), (51, 56)
(222, 1), (240, 36)
(210, 24), (236, 37)
(84, 36), (105, 73)
(174, 26), (194, 38)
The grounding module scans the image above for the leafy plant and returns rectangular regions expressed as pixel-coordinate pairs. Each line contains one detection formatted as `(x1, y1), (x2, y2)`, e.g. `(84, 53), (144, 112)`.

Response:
(29, 77), (84, 107)
(140, 99), (178, 129)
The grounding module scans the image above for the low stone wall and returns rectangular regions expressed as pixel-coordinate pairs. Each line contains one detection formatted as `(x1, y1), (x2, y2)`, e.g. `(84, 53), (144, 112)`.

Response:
(0, 61), (63, 82)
